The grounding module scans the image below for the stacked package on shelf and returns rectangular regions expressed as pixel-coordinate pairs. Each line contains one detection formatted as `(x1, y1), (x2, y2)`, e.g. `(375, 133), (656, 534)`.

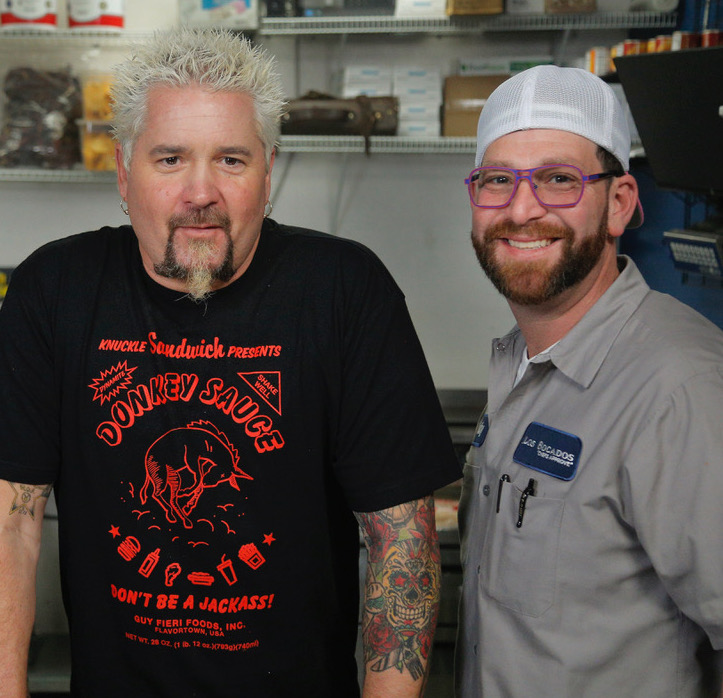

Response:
(341, 65), (393, 98)
(392, 66), (443, 138)
(394, 0), (447, 17)
(78, 74), (116, 171)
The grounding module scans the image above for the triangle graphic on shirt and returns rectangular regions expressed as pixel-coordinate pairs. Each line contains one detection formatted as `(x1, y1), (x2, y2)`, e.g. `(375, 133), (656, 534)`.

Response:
(238, 371), (282, 415)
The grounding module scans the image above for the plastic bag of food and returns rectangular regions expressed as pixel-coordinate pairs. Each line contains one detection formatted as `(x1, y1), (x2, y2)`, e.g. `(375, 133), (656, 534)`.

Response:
(0, 67), (82, 169)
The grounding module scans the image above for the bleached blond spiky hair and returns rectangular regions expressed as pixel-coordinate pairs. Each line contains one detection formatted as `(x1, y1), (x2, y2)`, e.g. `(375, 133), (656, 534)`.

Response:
(111, 28), (285, 170)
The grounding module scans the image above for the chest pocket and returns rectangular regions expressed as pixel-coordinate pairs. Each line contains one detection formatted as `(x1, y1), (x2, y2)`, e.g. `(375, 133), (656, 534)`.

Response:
(481, 478), (564, 617)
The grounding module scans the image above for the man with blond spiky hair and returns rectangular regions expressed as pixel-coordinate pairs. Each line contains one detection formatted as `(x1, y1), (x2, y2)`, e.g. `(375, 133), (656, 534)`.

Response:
(0, 29), (460, 697)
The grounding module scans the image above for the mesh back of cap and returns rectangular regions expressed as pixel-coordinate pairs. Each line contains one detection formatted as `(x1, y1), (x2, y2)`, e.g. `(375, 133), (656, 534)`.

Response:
(474, 66), (631, 170)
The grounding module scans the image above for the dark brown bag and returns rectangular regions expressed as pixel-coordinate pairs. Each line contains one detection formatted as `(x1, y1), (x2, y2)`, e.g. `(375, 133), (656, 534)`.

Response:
(281, 91), (399, 154)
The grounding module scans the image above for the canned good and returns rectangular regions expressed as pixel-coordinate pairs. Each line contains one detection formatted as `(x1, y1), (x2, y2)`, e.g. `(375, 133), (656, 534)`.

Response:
(68, 0), (124, 31)
(671, 30), (699, 50)
(655, 34), (672, 52)
(586, 46), (611, 76)
(623, 39), (643, 55)
(609, 43), (620, 73)
(0, 0), (57, 29)
(647, 37), (658, 53)
(701, 29), (721, 47)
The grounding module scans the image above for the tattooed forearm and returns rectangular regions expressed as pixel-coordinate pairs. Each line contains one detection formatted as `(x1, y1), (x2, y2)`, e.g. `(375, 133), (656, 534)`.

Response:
(355, 495), (441, 683)
(5, 483), (52, 519)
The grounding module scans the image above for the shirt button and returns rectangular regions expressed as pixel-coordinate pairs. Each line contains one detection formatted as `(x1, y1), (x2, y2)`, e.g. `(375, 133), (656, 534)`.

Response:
(495, 341), (507, 352)
(482, 484), (490, 496)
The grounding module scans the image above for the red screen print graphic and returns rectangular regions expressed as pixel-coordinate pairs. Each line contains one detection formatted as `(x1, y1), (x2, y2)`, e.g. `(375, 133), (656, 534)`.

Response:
(88, 361), (137, 404)
(238, 371), (281, 415)
(140, 421), (252, 529)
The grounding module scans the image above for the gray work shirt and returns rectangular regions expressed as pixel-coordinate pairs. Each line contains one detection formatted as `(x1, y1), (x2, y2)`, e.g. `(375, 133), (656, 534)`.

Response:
(456, 257), (723, 697)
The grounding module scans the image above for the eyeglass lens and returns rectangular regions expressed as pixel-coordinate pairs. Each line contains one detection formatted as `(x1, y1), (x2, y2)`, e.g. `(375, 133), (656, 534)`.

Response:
(469, 165), (587, 208)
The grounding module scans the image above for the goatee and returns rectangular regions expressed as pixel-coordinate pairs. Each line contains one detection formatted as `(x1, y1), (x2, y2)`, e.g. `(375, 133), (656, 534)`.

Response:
(154, 209), (235, 302)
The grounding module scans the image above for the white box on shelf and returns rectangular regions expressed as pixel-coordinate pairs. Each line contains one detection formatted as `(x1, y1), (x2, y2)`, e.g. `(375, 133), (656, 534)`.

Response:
(178, 0), (258, 30)
(397, 120), (441, 137)
(505, 0), (544, 12)
(393, 83), (443, 101)
(397, 98), (442, 121)
(344, 65), (394, 83)
(394, 0), (447, 17)
(393, 66), (443, 83)
(342, 82), (394, 97)
(457, 56), (553, 74)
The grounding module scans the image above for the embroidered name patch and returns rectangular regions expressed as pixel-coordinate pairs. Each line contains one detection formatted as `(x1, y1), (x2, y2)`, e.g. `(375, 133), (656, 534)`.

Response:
(472, 414), (489, 448)
(513, 422), (582, 481)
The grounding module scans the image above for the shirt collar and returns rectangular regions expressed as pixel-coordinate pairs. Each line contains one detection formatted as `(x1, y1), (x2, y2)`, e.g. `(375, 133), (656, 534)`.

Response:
(545, 256), (650, 388)
(492, 256), (651, 390)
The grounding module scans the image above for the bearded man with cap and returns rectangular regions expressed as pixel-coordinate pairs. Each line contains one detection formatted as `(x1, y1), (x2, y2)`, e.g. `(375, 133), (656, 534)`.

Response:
(455, 65), (723, 697)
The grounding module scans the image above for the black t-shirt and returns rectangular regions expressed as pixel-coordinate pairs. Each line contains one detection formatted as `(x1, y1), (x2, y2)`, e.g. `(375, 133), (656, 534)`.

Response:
(0, 221), (460, 697)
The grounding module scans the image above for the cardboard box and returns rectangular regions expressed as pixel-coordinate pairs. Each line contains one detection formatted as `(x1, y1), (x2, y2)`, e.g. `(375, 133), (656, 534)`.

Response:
(544, 0), (594, 12)
(446, 0), (503, 16)
(442, 74), (509, 136)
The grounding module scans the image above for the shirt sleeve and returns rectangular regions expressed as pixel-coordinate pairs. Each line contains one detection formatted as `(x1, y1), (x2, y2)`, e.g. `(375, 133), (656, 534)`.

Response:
(330, 249), (461, 513)
(0, 254), (61, 484)
(625, 366), (723, 648)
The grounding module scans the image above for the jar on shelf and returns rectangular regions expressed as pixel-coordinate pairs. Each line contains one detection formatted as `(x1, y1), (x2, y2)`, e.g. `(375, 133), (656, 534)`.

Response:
(68, 0), (124, 31)
(0, 0), (58, 30)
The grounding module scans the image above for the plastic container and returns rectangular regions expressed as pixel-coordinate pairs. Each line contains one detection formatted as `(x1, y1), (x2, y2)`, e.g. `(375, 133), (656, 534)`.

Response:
(0, 0), (58, 30)
(68, 0), (124, 31)
(78, 120), (116, 172)
(82, 74), (114, 121)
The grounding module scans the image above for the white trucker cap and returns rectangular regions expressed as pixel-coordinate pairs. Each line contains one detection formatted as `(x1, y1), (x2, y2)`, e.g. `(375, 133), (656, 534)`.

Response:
(475, 65), (643, 228)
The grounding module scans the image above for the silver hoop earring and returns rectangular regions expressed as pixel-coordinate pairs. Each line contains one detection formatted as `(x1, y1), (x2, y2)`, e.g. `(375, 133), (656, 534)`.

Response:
(264, 201), (273, 218)
(120, 200), (129, 216)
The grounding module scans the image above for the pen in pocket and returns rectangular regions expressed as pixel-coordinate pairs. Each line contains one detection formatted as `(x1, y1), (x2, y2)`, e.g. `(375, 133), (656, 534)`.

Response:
(516, 478), (537, 528)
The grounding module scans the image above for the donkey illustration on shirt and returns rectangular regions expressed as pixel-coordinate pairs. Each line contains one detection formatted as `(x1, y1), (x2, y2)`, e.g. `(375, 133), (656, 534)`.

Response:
(140, 421), (252, 528)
